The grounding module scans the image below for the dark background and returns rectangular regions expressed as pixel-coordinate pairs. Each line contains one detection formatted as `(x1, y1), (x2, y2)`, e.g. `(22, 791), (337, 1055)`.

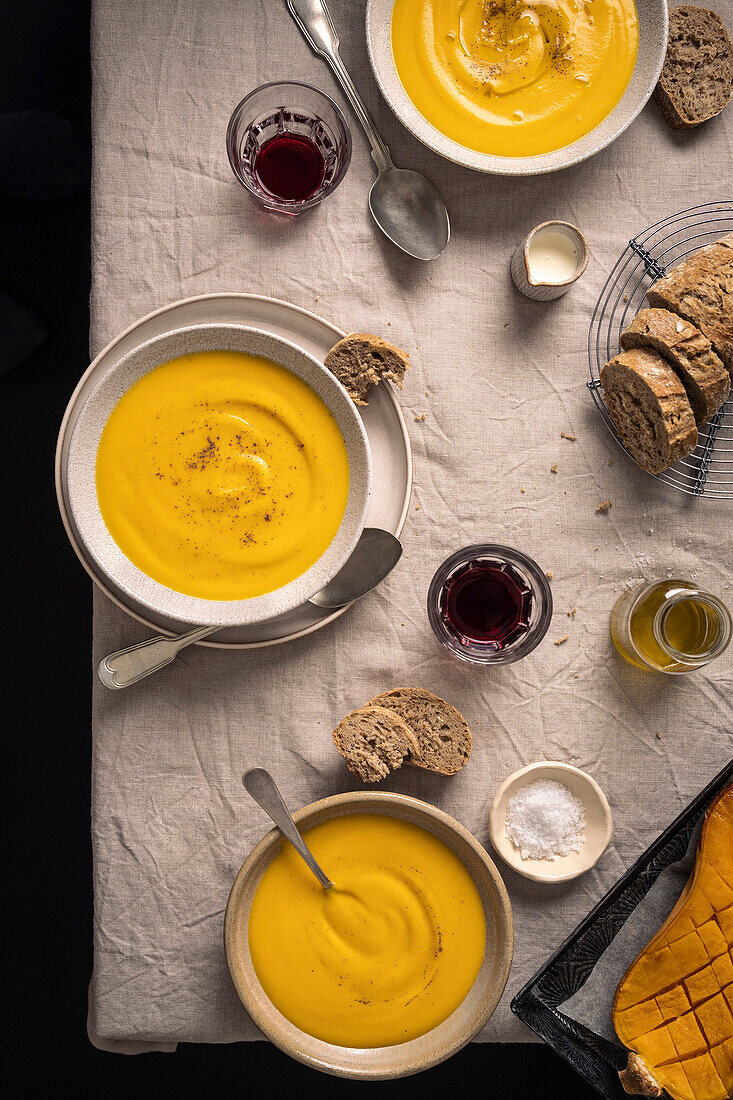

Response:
(2, 2), (595, 1093)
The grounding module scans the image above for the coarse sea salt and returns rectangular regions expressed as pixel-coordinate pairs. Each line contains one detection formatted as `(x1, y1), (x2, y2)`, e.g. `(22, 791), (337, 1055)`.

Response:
(505, 778), (586, 861)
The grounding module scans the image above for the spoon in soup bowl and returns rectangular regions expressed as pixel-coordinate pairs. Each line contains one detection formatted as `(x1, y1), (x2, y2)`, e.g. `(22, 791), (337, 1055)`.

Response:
(97, 527), (402, 689)
(242, 768), (333, 890)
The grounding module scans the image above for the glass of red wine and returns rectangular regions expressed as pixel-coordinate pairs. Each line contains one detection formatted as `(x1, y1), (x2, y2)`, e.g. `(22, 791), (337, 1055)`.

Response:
(427, 545), (553, 665)
(227, 81), (351, 215)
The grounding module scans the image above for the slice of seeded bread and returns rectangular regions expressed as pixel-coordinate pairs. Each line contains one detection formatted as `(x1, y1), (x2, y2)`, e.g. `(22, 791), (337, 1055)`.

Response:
(324, 333), (410, 406)
(620, 308), (730, 425)
(600, 348), (698, 474)
(368, 688), (472, 776)
(654, 6), (733, 128)
(646, 238), (733, 373)
(332, 705), (420, 784)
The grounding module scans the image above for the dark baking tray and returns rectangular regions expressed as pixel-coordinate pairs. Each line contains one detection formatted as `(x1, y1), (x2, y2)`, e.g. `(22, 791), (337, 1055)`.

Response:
(511, 758), (733, 1098)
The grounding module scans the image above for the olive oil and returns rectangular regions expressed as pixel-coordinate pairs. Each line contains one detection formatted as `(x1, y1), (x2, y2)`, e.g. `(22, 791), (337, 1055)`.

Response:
(610, 580), (732, 674)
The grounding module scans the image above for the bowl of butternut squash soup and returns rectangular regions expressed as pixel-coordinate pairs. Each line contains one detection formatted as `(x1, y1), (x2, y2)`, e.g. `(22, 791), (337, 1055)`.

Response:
(366, 0), (667, 174)
(225, 791), (513, 1078)
(64, 326), (371, 626)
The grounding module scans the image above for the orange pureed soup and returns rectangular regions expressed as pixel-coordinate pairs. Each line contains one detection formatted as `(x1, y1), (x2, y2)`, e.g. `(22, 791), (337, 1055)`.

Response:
(95, 350), (350, 600)
(391, 0), (639, 156)
(248, 814), (486, 1047)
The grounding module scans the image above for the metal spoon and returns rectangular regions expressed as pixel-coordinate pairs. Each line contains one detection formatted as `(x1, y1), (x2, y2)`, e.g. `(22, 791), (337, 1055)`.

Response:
(286, 0), (450, 261)
(97, 527), (402, 689)
(243, 768), (333, 890)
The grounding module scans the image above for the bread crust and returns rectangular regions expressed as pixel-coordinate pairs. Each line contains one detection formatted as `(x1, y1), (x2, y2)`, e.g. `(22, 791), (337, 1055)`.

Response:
(620, 307), (730, 425)
(654, 5), (733, 128)
(332, 705), (420, 784)
(600, 349), (698, 474)
(368, 688), (472, 776)
(646, 238), (733, 373)
(324, 333), (410, 406)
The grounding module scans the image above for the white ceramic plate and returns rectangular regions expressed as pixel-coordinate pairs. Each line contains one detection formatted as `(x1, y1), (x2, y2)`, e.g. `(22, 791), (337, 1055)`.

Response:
(366, 0), (668, 175)
(488, 761), (613, 883)
(56, 293), (413, 648)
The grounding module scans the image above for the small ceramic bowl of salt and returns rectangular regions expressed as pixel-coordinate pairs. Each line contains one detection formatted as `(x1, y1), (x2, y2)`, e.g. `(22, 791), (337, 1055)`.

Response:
(488, 762), (612, 883)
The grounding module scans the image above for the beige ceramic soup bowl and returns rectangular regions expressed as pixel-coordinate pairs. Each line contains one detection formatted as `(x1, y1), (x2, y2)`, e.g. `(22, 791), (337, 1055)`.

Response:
(64, 325), (371, 628)
(225, 791), (513, 1079)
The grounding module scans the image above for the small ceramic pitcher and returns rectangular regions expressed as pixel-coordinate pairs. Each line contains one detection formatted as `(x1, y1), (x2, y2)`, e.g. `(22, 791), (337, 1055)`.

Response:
(510, 220), (589, 301)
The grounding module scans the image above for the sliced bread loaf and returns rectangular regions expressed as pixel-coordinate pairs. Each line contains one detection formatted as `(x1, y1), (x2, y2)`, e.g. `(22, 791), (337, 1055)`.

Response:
(654, 6), (733, 128)
(600, 349), (698, 473)
(368, 688), (472, 776)
(324, 333), (410, 406)
(646, 238), (733, 373)
(620, 308), (730, 425)
(332, 705), (420, 784)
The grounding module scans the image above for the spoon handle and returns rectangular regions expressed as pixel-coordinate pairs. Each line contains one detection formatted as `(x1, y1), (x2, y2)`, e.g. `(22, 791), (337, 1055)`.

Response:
(97, 625), (219, 689)
(286, 0), (392, 172)
(243, 768), (333, 890)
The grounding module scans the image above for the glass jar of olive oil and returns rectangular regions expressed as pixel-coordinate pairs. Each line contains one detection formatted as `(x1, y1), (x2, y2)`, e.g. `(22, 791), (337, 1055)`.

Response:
(610, 580), (732, 674)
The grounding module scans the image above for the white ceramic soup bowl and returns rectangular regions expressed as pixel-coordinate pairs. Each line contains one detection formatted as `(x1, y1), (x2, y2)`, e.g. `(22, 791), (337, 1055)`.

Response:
(64, 325), (372, 627)
(366, 0), (668, 175)
(225, 791), (514, 1079)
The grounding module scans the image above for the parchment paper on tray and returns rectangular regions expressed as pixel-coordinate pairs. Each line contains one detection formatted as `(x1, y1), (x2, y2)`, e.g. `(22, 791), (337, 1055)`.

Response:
(559, 818), (704, 1043)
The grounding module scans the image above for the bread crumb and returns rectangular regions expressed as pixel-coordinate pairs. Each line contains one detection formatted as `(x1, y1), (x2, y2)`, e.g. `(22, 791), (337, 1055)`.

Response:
(608, 459), (614, 466)
(596, 500), (612, 514)
(503, 321), (509, 327)
(561, 431), (576, 441)
(414, 413), (427, 422)
(567, 608), (577, 618)
(554, 635), (569, 645)
(550, 462), (558, 473)
(415, 504), (421, 510)
(594, 545), (599, 551)
(520, 487), (525, 493)
(656, 732), (662, 740)
(574, 673), (579, 678)
(545, 570), (554, 580)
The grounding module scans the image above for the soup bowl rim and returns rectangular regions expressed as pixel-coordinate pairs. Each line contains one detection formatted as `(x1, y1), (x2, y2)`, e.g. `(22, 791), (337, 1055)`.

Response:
(224, 789), (514, 1079)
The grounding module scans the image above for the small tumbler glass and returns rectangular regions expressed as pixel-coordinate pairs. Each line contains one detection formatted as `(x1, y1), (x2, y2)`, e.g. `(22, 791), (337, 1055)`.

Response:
(427, 544), (553, 666)
(226, 81), (352, 215)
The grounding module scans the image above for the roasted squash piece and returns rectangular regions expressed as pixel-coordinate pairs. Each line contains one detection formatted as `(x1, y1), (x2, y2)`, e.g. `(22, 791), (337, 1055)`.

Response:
(614, 784), (733, 1099)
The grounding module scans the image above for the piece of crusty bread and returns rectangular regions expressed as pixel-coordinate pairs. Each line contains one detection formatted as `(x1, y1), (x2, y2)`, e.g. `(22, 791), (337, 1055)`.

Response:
(646, 238), (733, 373)
(654, 6), (733, 128)
(332, 705), (420, 784)
(600, 349), (698, 474)
(368, 688), (472, 776)
(620, 308), (730, 425)
(324, 333), (410, 406)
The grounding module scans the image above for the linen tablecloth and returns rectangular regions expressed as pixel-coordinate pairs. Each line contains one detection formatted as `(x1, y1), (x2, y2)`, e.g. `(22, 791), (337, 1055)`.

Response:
(88, 0), (733, 1050)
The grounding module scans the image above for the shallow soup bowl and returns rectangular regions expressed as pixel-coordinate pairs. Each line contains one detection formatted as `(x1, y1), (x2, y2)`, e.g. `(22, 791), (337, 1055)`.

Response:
(224, 791), (514, 1079)
(64, 325), (371, 627)
(366, 0), (668, 175)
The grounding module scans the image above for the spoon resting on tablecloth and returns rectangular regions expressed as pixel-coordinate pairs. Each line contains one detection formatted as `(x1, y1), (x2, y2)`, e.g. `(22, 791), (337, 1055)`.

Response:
(286, 0), (450, 261)
(96, 527), (402, 690)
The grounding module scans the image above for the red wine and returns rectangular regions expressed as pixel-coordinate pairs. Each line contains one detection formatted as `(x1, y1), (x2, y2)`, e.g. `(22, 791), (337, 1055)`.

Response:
(440, 560), (533, 650)
(254, 132), (325, 202)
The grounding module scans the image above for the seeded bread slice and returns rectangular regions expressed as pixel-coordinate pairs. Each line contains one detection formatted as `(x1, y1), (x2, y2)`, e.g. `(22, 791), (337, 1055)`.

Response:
(332, 705), (421, 784)
(620, 308), (730, 425)
(646, 238), (733, 373)
(600, 349), (698, 474)
(324, 333), (410, 406)
(654, 6), (733, 128)
(368, 688), (472, 776)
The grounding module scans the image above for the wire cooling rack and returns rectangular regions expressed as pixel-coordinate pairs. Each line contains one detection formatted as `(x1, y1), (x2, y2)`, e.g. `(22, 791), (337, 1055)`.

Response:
(588, 201), (733, 499)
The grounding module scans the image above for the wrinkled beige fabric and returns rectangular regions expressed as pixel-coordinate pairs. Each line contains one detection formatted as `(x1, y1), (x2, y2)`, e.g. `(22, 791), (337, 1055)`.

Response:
(89, 0), (733, 1050)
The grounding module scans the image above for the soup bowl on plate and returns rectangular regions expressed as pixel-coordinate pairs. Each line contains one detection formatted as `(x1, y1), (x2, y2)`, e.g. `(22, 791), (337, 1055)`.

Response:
(366, 0), (668, 175)
(225, 790), (513, 1079)
(63, 325), (371, 627)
